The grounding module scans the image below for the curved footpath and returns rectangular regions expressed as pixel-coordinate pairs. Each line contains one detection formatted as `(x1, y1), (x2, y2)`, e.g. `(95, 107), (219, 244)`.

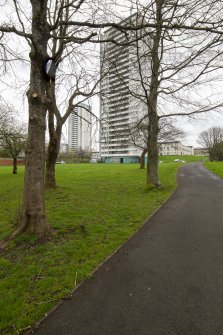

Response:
(32, 162), (223, 335)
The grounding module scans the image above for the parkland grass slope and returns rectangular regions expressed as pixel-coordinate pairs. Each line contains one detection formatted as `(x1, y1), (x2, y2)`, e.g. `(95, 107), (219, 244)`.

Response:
(205, 161), (223, 179)
(0, 162), (183, 334)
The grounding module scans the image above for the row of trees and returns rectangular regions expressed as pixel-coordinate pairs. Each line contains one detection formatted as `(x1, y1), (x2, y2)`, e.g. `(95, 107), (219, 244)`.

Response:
(57, 148), (92, 163)
(1, 0), (223, 242)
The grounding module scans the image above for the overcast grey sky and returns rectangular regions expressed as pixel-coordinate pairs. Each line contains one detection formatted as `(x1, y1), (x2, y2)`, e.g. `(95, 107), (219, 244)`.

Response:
(1, 52), (223, 149)
(1, 0), (223, 149)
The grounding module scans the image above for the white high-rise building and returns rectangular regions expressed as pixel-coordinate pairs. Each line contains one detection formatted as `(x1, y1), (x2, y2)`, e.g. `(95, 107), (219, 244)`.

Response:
(100, 14), (150, 163)
(68, 103), (92, 152)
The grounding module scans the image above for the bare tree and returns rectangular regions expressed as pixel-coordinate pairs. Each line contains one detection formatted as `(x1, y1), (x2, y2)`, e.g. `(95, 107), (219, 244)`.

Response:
(138, 0), (223, 186)
(0, 0), (112, 242)
(0, 101), (14, 122)
(0, 0), (141, 242)
(100, 0), (223, 186)
(57, 147), (91, 163)
(0, 121), (27, 174)
(198, 126), (223, 161)
(0, 103), (27, 174)
(45, 73), (100, 188)
(44, 0), (104, 188)
(129, 117), (185, 169)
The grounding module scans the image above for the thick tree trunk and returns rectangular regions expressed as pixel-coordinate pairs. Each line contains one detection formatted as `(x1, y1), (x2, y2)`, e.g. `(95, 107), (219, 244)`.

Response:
(13, 157), (17, 174)
(140, 148), (147, 169)
(20, 0), (50, 235)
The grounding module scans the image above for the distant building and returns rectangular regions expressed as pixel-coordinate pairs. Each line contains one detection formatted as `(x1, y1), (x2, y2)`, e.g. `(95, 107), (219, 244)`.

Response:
(194, 147), (208, 156)
(91, 151), (101, 160)
(159, 141), (193, 156)
(90, 151), (101, 163)
(68, 103), (92, 152)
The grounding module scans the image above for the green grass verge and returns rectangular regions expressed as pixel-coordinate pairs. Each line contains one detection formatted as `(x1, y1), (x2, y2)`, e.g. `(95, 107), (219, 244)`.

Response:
(204, 161), (223, 179)
(158, 154), (207, 163)
(0, 158), (202, 334)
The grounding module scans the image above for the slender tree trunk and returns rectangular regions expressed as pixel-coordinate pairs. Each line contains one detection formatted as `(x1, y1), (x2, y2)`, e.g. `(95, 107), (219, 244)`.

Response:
(45, 80), (63, 188)
(20, 0), (50, 234)
(13, 157), (17, 174)
(146, 0), (162, 187)
(45, 116), (62, 188)
(140, 148), (147, 169)
(147, 117), (160, 186)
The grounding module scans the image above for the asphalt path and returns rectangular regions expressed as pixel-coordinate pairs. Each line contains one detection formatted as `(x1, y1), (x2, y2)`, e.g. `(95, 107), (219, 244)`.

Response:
(32, 162), (223, 335)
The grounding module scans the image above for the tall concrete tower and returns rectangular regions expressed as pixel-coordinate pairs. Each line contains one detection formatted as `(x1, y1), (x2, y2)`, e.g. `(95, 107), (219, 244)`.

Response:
(100, 13), (150, 163)
(68, 103), (92, 152)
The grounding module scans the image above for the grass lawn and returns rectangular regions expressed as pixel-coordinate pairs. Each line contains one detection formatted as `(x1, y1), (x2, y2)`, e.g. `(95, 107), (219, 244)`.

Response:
(0, 158), (203, 334)
(204, 161), (223, 179)
(158, 154), (207, 163)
